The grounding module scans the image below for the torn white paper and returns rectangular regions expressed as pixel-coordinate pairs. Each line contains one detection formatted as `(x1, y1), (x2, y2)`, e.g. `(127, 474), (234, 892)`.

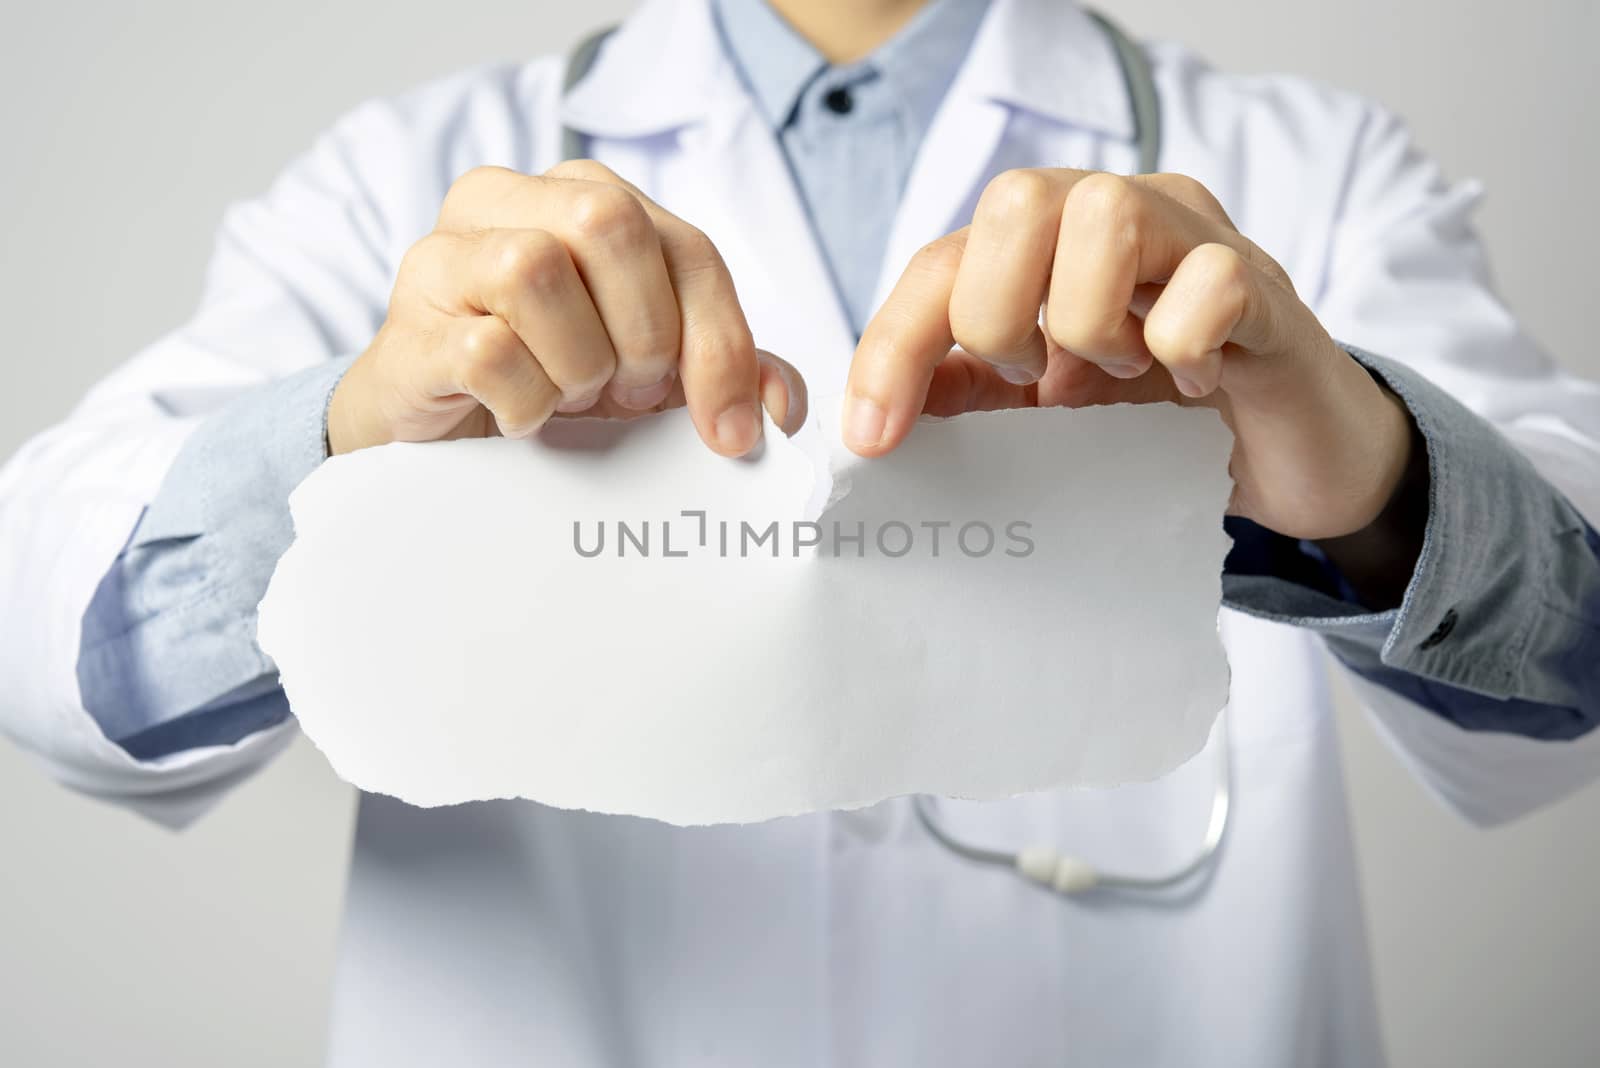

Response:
(257, 403), (1234, 824)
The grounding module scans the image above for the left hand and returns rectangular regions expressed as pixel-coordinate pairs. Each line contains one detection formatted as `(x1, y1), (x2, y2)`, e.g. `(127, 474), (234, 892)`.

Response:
(842, 169), (1414, 543)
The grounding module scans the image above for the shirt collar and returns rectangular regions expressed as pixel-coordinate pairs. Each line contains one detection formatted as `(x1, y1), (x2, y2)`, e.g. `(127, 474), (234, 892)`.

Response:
(709, 0), (823, 129)
(562, 0), (1136, 144)
(709, 0), (993, 134)
(874, 0), (993, 136)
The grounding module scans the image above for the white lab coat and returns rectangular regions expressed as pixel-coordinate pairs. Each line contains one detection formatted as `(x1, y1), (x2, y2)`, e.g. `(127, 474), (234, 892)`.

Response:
(3, 0), (1599, 1064)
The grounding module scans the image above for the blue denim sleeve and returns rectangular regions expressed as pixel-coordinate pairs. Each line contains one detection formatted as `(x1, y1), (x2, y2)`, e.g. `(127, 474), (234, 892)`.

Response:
(1221, 345), (1600, 740)
(76, 357), (356, 759)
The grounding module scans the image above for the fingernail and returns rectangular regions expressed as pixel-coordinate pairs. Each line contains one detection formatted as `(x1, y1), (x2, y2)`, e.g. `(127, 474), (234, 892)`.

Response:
(843, 394), (887, 450)
(996, 364), (1040, 386)
(610, 373), (674, 410)
(1172, 373), (1208, 398)
(761, 374), (789, 429)
(556, 390), (602, 414)
(1100, 360), (1149, 380)
(715, 402), (761, 454)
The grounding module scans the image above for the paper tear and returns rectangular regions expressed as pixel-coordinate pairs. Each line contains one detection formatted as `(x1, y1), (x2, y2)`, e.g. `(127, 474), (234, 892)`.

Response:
(257, 401), (1235, 824)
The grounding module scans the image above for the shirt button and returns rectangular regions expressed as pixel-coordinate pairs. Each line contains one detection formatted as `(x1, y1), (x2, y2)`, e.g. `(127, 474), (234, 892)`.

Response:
(823, 86), (854, 115)
(1419, 608), (1458, 651)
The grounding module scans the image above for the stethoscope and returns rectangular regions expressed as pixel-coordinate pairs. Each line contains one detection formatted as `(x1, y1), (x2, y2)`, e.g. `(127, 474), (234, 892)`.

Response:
(561, 11), (1226, 898)
(911, 712), (1232, 898)
(909, 13), (1235, 902)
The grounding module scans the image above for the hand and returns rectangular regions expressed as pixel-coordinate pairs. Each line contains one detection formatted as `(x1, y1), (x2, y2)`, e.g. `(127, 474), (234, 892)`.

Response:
(842, 169), (1415, 545)
(329, 161), (805, 456)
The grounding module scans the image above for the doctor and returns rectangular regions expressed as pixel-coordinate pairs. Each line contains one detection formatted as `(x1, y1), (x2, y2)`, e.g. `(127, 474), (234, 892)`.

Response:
(2, 0), (1598, 1063)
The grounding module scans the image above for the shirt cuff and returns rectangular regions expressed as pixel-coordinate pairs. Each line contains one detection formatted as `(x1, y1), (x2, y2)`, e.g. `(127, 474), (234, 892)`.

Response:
(1221, 345), (1600, 738)
(77, 357), (356, 754)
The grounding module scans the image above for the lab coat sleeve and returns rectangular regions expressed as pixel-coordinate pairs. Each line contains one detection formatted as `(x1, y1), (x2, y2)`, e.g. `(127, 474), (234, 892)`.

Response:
(1305, 105), (1600, 825)
(0, 60), (563, 826)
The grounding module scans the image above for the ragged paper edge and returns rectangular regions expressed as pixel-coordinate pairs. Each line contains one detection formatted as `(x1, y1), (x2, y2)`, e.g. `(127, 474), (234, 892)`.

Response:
(265, 400), (1238, 821)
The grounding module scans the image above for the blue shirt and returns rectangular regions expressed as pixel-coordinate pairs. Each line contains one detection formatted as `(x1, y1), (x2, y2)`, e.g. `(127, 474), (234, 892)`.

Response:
(77, 0), (1600, 759)
(715, 0), (990, 333)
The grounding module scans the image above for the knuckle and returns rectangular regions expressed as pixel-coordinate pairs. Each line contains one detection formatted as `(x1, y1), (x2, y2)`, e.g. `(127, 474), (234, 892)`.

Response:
(546, 158), (615, 183)
(457, 318), (522, 387)
(911, 234), (966, 278)
(1246, 244), (1295, 290)
(1045, 299), (1120, 354)
(441, 165), (509, 220)
(946, 305), (982, 349)
(950, 304), (1029, 360)
(561, 346), (619, 397)
(669, 225), (722, 275)
(615, 319), (681, 371)
(1142, 310), (1201, 363)
(569, 186), (650, 248)
(491, 230), (568, 295)
(1066, 172), (1141, 231)
(686, 326), (754, 378)
(1193, 243), (1252, 306)
(398, 231), (448, 280)
(1153, 172), (1215, 208)
(499, 397), (557, 437)
(978, 169), (1057, 226)
(459, 164), (511, 186)
(494, 404), (544, 438)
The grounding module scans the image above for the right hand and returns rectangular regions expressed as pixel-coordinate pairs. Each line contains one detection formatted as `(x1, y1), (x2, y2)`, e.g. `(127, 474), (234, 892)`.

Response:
(328, 161), (806, 456)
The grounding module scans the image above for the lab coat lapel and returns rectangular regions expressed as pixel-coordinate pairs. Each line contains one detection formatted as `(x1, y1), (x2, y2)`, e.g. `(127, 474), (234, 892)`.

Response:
(560, 0), (857, 393)
(872, 0), (1140, 312)
(874, 90), (1010, 317)
(559, 0), (1141, 388)
(669, 99), (859, 394)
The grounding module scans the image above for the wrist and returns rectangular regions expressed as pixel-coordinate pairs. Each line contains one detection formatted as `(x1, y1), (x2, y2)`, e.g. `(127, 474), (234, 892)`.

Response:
(327, 360), (379, 456)
(1315, 385), (1428, 609)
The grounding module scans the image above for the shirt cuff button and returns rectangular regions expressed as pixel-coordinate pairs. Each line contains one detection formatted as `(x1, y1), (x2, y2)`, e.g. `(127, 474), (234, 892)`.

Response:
(1419, 608), (1459, 650)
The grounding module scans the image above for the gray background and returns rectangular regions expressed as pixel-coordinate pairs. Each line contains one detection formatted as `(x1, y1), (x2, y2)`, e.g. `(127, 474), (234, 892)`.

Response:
(1, 1), (1596, 1065)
